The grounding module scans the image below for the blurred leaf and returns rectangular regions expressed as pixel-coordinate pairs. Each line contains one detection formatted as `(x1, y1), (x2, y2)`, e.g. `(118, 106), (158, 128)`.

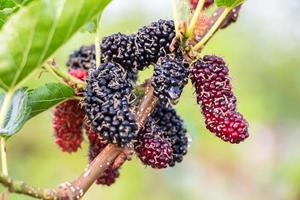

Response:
(216, 0), (245, 8)
(27, 83), (74, 118)
(81, 17), (97, 33)
(0, 83), (74, 136)
(0, 0), (35, 29)
(0, 88), (30, 136)
(0, 0), (111, 90)
(0, 0), (16, 10)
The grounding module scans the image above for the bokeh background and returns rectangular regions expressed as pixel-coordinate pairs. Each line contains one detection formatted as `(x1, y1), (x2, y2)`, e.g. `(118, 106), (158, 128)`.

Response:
(1, 0), (300, 199)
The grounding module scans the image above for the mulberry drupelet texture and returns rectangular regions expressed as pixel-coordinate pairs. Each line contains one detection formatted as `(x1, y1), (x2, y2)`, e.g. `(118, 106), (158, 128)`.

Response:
(190, 55), (249, 143)
(135, 123), (173, 169)
(152, 55), (189, 103)
(84, 62), (138, 146)
(52, 100), (85, 153)
(66, 44), (96, 70)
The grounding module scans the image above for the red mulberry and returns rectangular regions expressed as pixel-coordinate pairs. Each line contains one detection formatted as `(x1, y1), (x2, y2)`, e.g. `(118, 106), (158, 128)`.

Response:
(152, 55), (189, 103)
(87, 128), (120, 186)
(135, 124), (173, 169)
(68, 68), (88, 81)
(84, 62), (138, 146)
(151, 103), (189, 166)
(52, 100), (85, 153)
(190, 55), (249, 143)
(190, 0), (214, 10)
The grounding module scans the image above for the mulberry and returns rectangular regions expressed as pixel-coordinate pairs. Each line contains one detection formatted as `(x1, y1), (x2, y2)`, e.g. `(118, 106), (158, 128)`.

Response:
(220, 5), (241, 29)
(152, 55), (189, 103)
(134, 20), (179, 70)
(151, 103), (189, 166)
(190, 55), (249, 143)
(52, 100), (85, 153)
(101, 33), (136, 70)
(66, 45), (96, 70)
(87, 128), (120, 186)
(135, 124), (173, 169)
(68, 68), (88, 81)
(190, 0), (214, 10)
(84, 62), (138, 146)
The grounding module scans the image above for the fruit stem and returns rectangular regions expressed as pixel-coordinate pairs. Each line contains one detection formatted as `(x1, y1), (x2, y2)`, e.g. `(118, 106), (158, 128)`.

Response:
(185, 0), (206, 38)
(0, 138), (8, 176)
(0, 90), (13, 177)
(45, 59), (86, 88)
(95, 13), (102, 67)
(192, 7), (231, 51)
(171, 0), (180, 38)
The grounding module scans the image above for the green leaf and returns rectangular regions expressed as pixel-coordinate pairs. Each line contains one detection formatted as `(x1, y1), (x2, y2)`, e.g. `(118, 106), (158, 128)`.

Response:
(0, 83), (74, 136)
(0, 0), (35, 29)
(0, 0), (111, 90)
(216, 0), (245, 8)
(27, 83), (74, 119)
(0, 88), (30, 136)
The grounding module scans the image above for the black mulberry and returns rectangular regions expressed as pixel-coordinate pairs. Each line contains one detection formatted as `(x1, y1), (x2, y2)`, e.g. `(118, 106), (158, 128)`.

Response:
(66, 44), (96, 70)
(152, 55), (189, 103)
(134, 20), (179, 70)
(84, 62), (138, 146)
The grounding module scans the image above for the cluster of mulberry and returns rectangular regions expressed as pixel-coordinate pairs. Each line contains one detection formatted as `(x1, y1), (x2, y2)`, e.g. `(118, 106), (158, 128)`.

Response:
(220, 5), (242, 29)
(51, 2), (249, 187)
(101, 20), (178, 71)
(135, 102), (189, 168)
(85, 19), (182, 147)
(152, 55), (189, 103)
(190, 55), (249, 143)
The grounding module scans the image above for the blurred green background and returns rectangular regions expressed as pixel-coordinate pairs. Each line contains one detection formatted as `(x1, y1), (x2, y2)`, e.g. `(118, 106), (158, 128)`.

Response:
(2, 0), (300, 199)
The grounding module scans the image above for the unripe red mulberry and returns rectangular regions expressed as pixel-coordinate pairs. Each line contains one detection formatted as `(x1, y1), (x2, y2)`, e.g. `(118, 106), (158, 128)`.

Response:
(190, 55), (249, 143)
(190, 0), (214, 10)
(151, 103), (189, 166)
(68, 68), (88, 81)
(52, 100), (85, 153)
(87, 127), (120, 186)
(135, 124), (173, 169)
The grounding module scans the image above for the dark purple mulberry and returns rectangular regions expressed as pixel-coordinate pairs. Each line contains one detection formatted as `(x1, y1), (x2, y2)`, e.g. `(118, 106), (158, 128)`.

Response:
(190, 55), (249, 143)
(66, 44), (96, 70)
(135, 123), (173, 169)
(151, 103), (189, 166)
(84, 62), (138, 146)
(152, 55), (189, 103)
